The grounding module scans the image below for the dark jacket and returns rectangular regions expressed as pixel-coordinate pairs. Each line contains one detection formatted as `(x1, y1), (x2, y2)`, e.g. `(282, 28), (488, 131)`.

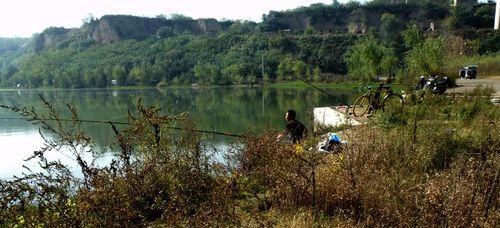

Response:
(285, 119), (307, 143)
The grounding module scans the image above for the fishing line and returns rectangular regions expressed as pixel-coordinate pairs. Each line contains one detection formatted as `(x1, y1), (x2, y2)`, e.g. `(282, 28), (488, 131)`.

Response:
(290, 75), (352, 107)
(0, 117), (246, 138)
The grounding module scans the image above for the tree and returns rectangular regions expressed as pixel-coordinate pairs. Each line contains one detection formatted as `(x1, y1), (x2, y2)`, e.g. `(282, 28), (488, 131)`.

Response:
(313, 66), (322, 82)
(402, 23), (423, 50)
(83, 71), (97, 87)
(112, 65), (127, 86)
(405, 37), (445, 77)
(150, 64), (166, 85)
(331, 0), (341, 8)
(292, 60), (307, 80)
(263, 73), (272, 83)
(95, 69), (109, 88)
(379, 13), (403, 48)
(277, 57), (294, 81)
(129, 66), (146, 85)
(304, 26), (315, 35)
(156, 27), (174, 39)
(169, 13), (193, 21)
(194, 63), (221, 85)
(269, 31), (296, 52)
(345, 37), (397, 82)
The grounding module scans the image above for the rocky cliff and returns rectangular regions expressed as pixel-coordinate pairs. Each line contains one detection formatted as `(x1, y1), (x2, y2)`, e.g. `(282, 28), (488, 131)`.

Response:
(33, 15), (230, 51)
(32, 2), (454, 51)
(261, 2), (449, 34)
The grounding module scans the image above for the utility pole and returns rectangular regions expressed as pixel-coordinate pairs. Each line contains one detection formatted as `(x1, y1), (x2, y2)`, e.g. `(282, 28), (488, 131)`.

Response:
(495, 0), (499, 30)
(261, 54), (265, 78)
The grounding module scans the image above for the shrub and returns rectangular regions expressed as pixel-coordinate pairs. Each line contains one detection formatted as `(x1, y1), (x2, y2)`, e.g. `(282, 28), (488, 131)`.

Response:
(1, 88), (499, 226)
(0, 97), (236, 226)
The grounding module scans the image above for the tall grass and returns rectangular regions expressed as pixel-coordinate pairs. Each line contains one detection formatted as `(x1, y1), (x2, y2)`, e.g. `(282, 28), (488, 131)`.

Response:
(235, 88), (500, 226)
(0, 88), (499, 226)
(444, 53), (500, 77)
(0, 98), (237, 226)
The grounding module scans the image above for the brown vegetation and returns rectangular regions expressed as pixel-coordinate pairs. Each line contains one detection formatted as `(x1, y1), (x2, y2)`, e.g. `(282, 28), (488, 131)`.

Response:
(1, 88), (499, 226)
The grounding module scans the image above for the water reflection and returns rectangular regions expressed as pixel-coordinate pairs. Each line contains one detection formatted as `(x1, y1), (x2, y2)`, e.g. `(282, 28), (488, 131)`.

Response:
(0, 86), (355, 178)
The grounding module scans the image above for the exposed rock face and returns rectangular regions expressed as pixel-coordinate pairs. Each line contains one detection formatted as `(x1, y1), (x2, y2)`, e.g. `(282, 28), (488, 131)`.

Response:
(312, 16), (346, 33)
(34, 27), (71, 52)
(89, 16), (173, 43)
(90, 18), (122, 43)
(88, 16), (228, 43)
(33, 15), (230, 50)
(194, 19), (223, 34)
(32, 3), (451, 51)
(261, 4), (432, 34)
(348, 9), (367, 34)
(284, 13), (311, 31)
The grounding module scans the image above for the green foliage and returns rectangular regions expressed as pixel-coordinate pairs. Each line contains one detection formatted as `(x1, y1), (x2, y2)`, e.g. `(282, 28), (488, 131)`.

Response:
(0, 38), (28, 54)
(194, 62), (225, 85)
(312, 66), (322, 81)
(1, 1), (499, 88)
(444, 53), (500, 77)
(304, 26), (315, 35)
(451, 3), (496, 29)
(405, 37), (445, 77)
(346, 37), (397, 82)
(0, 38), (28, 82)
(277, 57), (308, 81)
(379, 13), (403, 47)
(156, 26), (174, 39)
(2, 31), (357, 88)
(402, 23), (424, 50)
(473, 30), (500, 55)
(111, 65), (127, 85)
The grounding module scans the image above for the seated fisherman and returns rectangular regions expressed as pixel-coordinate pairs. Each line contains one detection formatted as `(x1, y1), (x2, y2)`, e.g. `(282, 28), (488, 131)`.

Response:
(279, 109), (307, 143)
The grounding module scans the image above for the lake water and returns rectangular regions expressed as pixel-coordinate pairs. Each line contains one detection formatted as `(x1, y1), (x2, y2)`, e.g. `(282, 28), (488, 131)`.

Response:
(0, 86), (353, 178)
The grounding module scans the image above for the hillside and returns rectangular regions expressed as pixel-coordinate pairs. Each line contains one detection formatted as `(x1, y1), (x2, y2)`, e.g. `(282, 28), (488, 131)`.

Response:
(0, 1), (498, 88)
(32, 15), (233, 53)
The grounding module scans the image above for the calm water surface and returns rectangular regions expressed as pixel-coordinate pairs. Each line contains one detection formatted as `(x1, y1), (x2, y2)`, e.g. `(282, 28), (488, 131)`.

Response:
(0, 86), (353, 178)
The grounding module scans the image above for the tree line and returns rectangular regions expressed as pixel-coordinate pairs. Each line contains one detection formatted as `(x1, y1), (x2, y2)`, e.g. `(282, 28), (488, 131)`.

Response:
(0, 0), (498, 88)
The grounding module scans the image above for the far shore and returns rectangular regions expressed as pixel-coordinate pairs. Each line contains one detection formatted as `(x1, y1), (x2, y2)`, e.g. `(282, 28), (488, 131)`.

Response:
(0, 81), (368, 92)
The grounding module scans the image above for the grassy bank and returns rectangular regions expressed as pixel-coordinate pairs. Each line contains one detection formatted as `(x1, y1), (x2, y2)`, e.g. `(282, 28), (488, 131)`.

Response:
(263, 81), (361, 89)
(445, 53), (500, 78)
(0, 86), (156, 91)
(1, 80), (408, 92)
(0, 87), (499, 226)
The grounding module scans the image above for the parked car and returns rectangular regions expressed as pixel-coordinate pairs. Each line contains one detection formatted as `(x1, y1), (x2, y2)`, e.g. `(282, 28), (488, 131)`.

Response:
(459, 65), (477, 79)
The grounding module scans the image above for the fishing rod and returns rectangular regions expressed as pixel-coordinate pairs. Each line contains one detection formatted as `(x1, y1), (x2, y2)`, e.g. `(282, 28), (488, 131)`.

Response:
(289, 75), (352, 108)
(0, 117), (246, 138)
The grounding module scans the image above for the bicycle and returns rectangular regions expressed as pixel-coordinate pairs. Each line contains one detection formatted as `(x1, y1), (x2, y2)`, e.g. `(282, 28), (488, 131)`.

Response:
(352, 83), (404, 117)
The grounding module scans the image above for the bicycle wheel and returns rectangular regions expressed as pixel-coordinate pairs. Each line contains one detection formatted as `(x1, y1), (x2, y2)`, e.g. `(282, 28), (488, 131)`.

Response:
(382, 94), (404, 113)
(352, 95), (370, 117)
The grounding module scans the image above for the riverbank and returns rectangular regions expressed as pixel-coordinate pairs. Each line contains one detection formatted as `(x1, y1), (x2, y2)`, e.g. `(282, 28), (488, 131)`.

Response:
(1, 86), (498, 226)
(0, 81), (387, 92)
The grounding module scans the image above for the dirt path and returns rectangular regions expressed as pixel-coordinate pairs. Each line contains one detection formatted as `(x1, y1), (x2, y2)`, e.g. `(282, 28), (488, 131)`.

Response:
(447, 76), (500, 97)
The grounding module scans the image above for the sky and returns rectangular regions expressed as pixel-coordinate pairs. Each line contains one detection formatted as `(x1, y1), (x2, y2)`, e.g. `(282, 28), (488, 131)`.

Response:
(0, 0), (363, 38)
